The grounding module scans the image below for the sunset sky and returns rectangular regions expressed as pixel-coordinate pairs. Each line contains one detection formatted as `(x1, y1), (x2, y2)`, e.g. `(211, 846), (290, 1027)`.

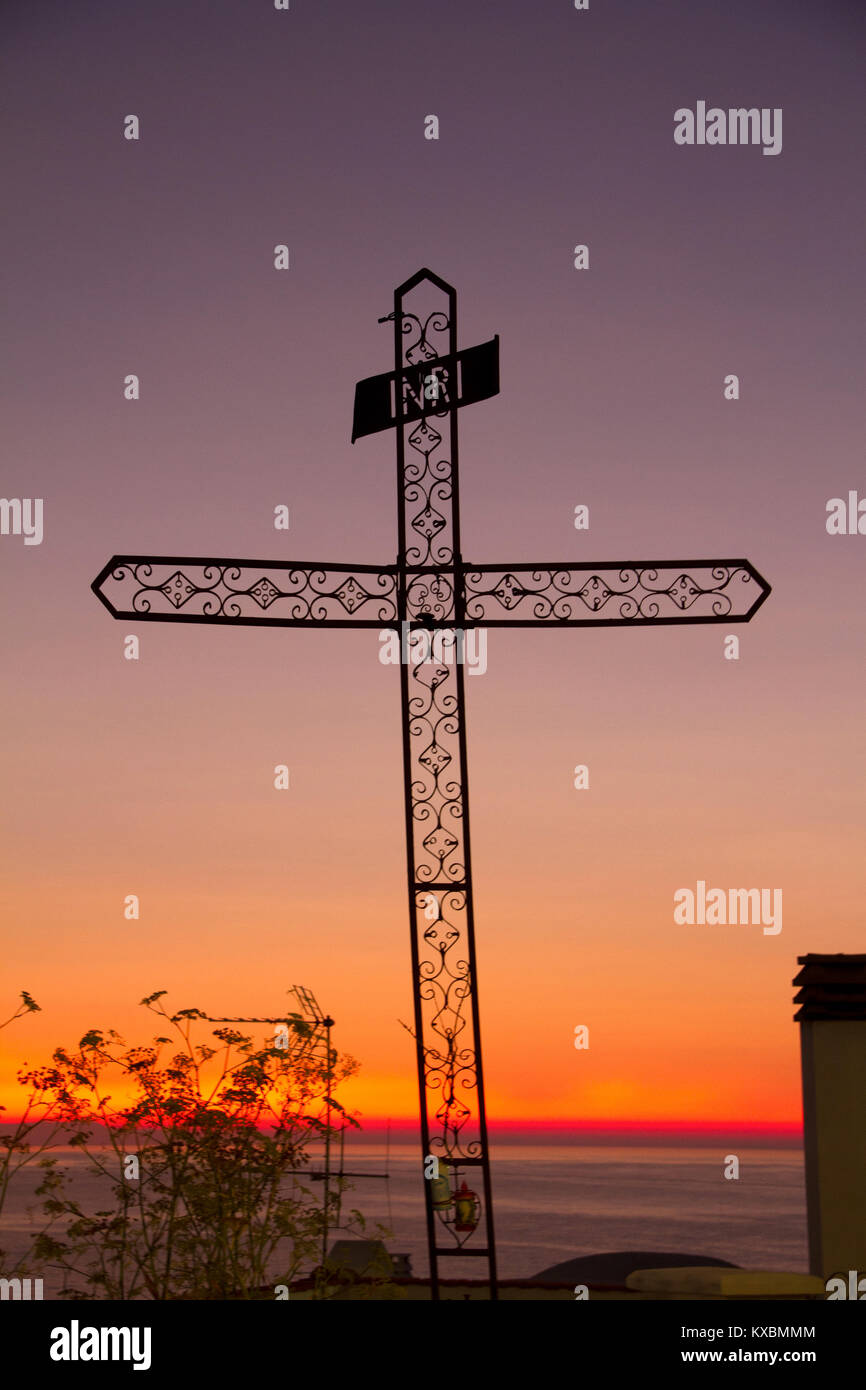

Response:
(2, 0), (863, 1137)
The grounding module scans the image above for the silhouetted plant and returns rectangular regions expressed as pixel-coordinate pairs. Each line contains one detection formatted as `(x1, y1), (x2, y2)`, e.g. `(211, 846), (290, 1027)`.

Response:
(0, 992), (82, 1274)
(23, 991), (379, 1299)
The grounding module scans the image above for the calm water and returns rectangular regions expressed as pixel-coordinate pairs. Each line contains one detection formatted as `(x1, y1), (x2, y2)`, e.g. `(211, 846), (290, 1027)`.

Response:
(345, 1144), (808, 1279)
(1, 1141), (807, 1293)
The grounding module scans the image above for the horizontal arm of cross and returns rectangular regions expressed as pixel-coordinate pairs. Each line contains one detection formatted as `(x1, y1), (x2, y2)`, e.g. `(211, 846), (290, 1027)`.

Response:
(92, 556), (399, 627)
(458, 561), (771, 626)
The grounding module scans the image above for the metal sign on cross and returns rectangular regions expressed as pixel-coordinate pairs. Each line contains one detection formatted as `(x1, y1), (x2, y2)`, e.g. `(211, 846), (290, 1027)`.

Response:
(92, 268), (771, 1300)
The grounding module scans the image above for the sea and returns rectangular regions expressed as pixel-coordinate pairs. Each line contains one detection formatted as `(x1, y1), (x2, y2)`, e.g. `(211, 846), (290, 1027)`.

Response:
(340, 1142), (808, 1279)
(0, 1140), (808, 1293)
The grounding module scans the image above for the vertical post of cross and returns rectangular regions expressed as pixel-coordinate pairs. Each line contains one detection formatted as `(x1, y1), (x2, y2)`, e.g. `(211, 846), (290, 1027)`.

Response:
(392, 270), (498, 1299)
(322, 1012), (335, 1268)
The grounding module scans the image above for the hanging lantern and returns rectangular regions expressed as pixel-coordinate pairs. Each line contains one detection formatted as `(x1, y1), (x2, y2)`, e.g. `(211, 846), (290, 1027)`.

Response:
(430, 1160), (453, 1211)
(453, 1179), (480, 1234)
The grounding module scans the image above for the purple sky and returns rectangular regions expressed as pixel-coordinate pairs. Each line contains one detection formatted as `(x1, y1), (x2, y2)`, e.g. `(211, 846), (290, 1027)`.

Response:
(2, 0), (864, 1126)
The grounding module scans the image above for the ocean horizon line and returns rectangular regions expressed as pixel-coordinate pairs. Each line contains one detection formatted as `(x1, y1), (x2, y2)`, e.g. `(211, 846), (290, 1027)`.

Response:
(0, 1116), (803, 1147)
(352, 1118), (804, 1148)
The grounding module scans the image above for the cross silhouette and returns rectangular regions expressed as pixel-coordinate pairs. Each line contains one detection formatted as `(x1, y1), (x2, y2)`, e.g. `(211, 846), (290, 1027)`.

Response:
(92, 268), (771, 1299)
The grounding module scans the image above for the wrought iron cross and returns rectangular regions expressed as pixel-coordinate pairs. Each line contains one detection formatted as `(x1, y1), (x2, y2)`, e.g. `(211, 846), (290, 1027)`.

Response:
(92, 268), (771, 1299)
